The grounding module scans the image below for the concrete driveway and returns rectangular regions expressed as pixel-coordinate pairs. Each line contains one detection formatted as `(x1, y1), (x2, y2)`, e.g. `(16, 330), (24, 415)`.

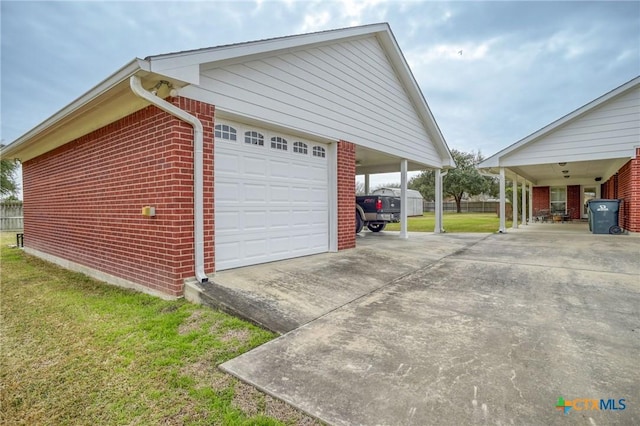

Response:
(219, 230), (640, 425)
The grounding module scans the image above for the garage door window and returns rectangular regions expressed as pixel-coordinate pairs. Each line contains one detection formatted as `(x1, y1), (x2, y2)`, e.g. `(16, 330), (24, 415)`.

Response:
(215, 124), (237, 141)
(245, 131), (264, 146)
(271, 136), (288, 151)
(215, 120), (329, 271)
(293, 141), (308, 154)
(312, 146), (326, 158)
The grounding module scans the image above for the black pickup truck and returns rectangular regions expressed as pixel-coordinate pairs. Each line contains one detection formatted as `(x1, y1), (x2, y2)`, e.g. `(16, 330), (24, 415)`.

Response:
(355, 195), (400, 233)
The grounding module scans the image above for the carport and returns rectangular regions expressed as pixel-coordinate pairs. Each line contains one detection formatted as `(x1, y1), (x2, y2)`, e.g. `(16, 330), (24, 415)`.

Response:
(478, 76), (640, 234)
(355, 145), (454, 236)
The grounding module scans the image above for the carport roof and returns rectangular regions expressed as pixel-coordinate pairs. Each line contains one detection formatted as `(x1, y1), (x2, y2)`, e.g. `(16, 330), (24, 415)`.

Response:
(477, 75), (640, 183)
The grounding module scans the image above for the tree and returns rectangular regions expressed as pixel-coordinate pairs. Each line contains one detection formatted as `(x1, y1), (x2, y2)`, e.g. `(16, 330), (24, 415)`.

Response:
(444, 149), (490, 213)
(1, 145), (20, 199)
(408, 149), (494, 213)
(408, 171), (435, 201)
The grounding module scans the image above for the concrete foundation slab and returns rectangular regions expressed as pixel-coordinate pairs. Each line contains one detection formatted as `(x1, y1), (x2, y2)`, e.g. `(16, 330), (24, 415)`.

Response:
(192, 232), (488, 333)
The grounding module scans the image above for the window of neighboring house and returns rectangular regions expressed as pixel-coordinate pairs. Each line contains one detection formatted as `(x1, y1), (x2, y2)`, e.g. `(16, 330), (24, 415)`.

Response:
(293, 141), (308, 154)
(271, 136), (288, 151)
(245, 131), (264, 146)
(312, 146), (326, 158)
(550, 186), (566, 214)
(214, 124), (237, 141)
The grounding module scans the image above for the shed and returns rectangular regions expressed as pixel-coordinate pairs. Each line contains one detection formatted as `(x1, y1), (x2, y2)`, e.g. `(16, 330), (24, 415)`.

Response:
(371, 187), (424, 216)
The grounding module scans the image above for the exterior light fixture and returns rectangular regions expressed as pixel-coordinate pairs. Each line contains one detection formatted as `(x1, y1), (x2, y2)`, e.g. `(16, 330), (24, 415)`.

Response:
(595, 177), (602, 182)
(562, 170), (569, 174)
(564, 175), (570, 178)
(558, 162), (567, 166)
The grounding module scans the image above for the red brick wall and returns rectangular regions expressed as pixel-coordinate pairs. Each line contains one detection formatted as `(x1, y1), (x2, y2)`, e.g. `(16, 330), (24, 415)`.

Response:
(532, 186), (550, 213)
(617, 149), (640, 232)
(22, 98), (215, 297)
(601, 174), (618, 199)
(567, 185), (581, 219)
(337, 140), (356, 250)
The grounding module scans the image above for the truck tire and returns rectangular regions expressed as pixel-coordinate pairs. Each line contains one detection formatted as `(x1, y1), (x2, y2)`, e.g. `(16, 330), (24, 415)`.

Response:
(367, 223), (386, 232)
(355, 212), (364, 234)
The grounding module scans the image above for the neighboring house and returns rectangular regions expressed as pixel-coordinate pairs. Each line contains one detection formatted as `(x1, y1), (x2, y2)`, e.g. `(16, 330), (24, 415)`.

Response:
(478, 76), (640, 233)
(2, 23), (454, 299)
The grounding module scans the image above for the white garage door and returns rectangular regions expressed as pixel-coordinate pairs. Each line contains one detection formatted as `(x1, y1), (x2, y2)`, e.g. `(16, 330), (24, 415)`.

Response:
(214, 122), (329, 271)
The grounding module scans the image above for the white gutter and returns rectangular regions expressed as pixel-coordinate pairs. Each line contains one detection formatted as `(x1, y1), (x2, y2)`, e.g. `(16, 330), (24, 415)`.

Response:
(129, 75), (208, 284)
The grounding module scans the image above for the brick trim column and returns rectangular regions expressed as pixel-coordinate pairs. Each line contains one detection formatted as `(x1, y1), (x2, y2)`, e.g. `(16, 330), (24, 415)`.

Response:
(337, 141), (356, 250)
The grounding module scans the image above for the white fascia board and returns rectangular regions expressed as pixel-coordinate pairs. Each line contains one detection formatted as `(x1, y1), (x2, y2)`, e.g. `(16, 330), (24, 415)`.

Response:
(2, 58), (150, 158)
(478, 75), (640, 169)
(477, 166), (536, 184)
(148, 23), (390, 67)
(477, 155), (501, 169)
(148, 62), (200, 85)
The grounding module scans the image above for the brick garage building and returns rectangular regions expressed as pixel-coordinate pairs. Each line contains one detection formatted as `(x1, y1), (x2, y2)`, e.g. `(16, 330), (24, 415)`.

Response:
(479, 76), (640, 234)
(2, 24), (454, 298)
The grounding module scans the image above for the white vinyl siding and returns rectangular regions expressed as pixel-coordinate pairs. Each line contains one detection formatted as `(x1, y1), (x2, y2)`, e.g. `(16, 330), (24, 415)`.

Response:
(503, 87), (640, 166)
(188, 36), (441, 168)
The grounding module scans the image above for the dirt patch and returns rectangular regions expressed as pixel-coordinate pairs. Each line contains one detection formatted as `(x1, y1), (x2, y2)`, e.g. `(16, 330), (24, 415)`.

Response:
(178, 310), (206, 335)
(220, 328), (251, 344)
(209, 320), (222, 334)
(159, 404), (209, 425)
(231, 380), (262, 417)
(180, 359), (232, 390)
(232, 380), (322, 425)
(180, 359), (321, 424)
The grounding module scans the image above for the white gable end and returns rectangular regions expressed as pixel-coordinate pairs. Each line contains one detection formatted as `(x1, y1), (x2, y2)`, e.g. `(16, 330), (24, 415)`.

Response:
(503, 86), (640, 166)
(182, 35), (442, 168)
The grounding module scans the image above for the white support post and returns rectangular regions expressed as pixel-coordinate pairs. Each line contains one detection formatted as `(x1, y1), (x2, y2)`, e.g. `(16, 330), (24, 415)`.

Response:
(327, 142), (338, 252)
(400, 159), (408, 239)
(435, 169), (443, 233)
(512, 175), (518, 229)
(364, 174), (370, 195)
(521, 181), (526, 225)
(499, 168), (506, 233)
(529, 182), (533, 224)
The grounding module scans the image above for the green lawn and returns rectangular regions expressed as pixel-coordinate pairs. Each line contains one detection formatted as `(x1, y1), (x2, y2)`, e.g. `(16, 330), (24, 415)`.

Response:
(0, 232), (318, 425)
(385, 212), (512, 233)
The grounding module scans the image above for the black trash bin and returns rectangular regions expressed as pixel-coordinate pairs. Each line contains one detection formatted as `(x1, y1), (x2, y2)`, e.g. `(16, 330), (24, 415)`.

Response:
(587, 199), (622, 234)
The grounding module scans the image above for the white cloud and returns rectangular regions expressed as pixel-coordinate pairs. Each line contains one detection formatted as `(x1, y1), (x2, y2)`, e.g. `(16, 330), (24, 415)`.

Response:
(410, 41), (493, 63)
(339, 0), (386, 23)
(297, 0), (389, 33)
(299, 9), (332, 32)
(543, 30), (587, 59)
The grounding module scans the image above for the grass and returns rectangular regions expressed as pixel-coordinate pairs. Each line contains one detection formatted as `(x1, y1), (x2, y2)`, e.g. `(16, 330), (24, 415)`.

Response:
(385, 212), (513, 233)
(0, 232), (320, 425)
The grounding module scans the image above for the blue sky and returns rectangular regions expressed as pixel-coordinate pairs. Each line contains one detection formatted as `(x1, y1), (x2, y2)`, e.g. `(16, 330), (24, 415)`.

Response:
(2, 1), (639, 187)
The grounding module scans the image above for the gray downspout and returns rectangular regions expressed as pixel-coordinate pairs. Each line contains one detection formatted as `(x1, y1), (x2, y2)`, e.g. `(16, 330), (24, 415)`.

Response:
(129, 75), (208, 283)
